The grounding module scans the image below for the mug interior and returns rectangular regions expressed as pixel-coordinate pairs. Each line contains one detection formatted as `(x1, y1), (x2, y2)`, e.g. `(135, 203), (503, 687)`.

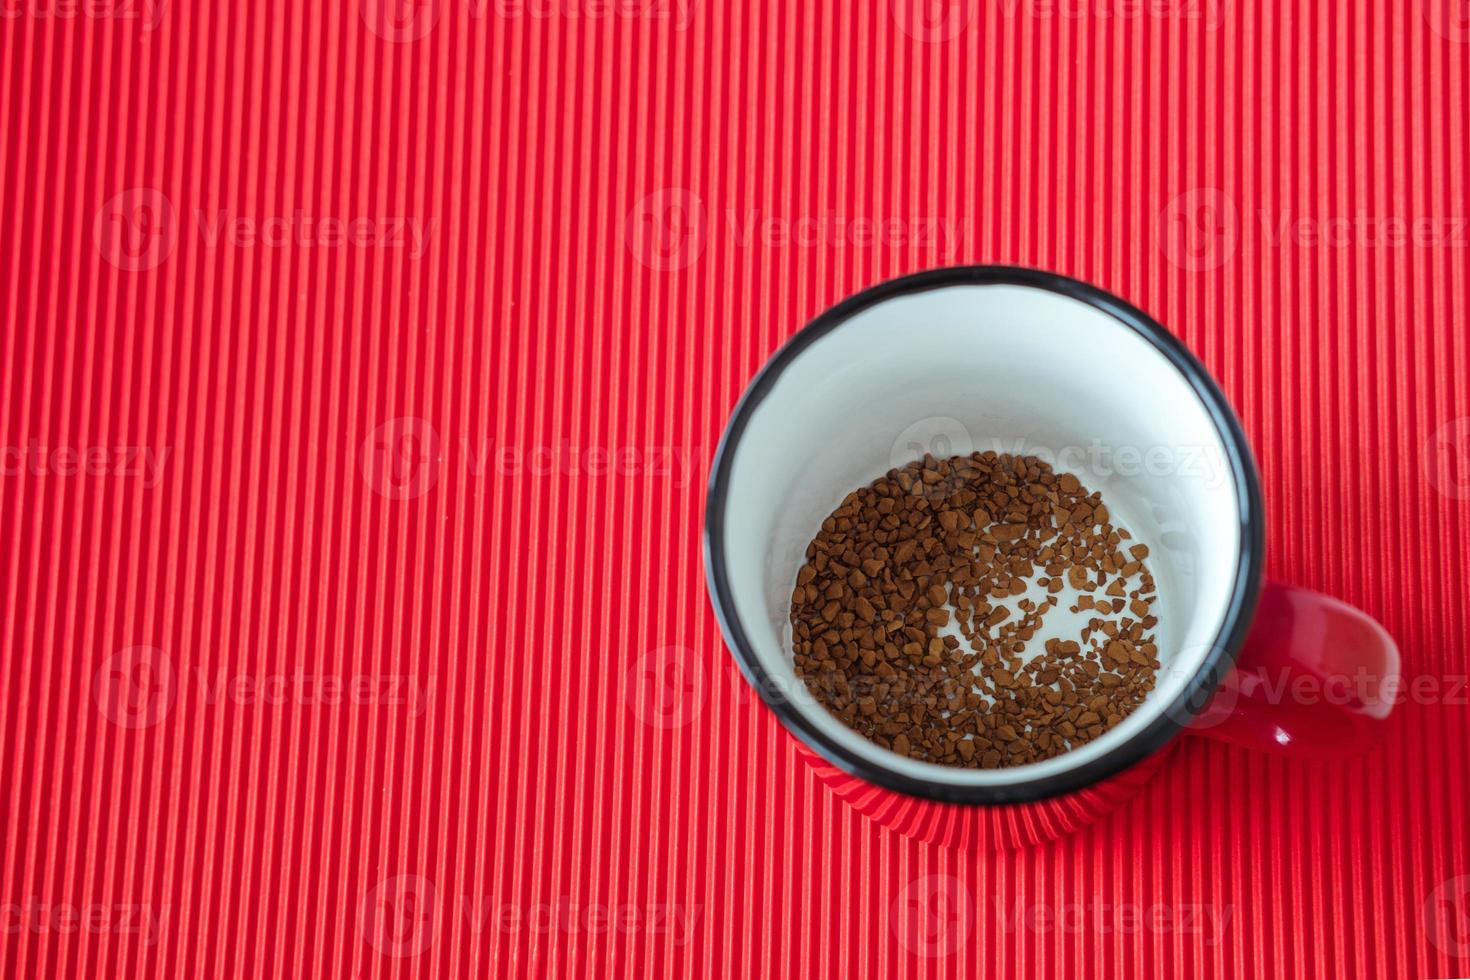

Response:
(707, 271), (1256, 798)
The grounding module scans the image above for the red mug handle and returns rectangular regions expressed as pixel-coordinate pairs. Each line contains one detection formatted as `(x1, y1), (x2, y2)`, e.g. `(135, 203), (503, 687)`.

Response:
(1184, 580), (1401, 754)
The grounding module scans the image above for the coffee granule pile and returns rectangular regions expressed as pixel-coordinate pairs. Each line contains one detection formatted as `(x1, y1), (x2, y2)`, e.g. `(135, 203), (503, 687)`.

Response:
(790, 451), (1160, 768)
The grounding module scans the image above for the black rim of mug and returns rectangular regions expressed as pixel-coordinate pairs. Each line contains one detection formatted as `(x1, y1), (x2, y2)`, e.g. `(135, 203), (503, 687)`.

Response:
(703, 265), (1265, 805)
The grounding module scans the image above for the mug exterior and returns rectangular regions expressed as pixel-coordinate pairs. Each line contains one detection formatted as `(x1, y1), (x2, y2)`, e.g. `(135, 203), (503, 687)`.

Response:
(796, 740), (1177, 850)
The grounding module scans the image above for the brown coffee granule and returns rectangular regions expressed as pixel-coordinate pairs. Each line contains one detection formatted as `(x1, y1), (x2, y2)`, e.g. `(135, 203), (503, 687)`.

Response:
(789, 451), (1161, 769)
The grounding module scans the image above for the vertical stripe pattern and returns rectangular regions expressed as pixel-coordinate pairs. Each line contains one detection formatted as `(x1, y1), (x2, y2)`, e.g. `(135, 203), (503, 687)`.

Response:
(2, 0), (1468, 976)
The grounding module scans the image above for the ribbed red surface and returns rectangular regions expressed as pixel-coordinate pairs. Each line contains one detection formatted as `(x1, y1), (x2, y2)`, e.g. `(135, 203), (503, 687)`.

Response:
(3, 1), (1469, 977)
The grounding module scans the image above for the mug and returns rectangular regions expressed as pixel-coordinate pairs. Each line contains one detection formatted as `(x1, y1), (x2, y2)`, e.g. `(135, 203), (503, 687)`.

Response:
(703, 266), (1400, 850)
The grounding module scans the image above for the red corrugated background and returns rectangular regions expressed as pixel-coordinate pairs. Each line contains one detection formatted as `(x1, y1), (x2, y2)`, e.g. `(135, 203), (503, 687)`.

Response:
(3, 0), (1469, 976)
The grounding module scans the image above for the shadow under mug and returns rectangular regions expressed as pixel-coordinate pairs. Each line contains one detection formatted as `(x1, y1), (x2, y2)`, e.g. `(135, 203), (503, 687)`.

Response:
(703, 266), (1400, 850)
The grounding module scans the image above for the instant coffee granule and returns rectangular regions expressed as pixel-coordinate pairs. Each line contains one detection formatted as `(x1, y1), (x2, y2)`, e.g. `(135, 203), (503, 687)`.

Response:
(789, 451), (1160, 769)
